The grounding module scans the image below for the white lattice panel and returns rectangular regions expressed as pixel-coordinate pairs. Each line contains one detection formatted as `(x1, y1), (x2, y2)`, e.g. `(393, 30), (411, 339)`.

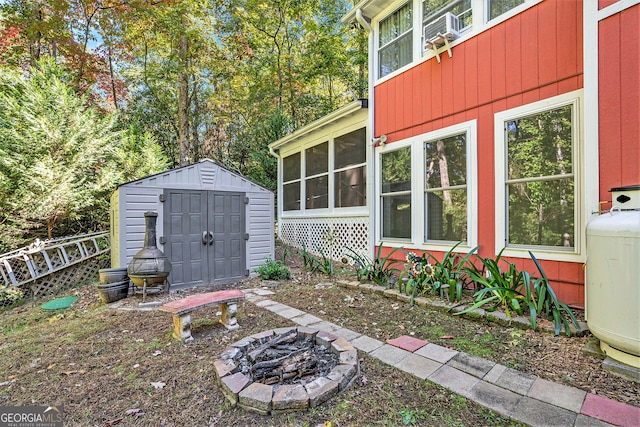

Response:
(279, 217), (370, 262)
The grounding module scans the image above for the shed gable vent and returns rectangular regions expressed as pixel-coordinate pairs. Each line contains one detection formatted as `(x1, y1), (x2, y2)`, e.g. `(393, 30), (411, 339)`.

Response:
(423, 12), (459, 48)
(201, 168), (216, 186)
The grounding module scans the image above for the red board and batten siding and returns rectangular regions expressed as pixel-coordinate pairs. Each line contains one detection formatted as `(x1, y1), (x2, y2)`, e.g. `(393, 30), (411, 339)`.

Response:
(374, 0), (586, 305)
(598, 4), (640, 204)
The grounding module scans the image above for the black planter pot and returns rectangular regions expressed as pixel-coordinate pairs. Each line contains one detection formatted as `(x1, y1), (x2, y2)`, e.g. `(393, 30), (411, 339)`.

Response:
(95, 280), (129, 303)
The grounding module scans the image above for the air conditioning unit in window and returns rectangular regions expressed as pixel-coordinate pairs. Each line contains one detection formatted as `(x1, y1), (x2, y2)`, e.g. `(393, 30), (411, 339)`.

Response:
(423, 12), (460, 49)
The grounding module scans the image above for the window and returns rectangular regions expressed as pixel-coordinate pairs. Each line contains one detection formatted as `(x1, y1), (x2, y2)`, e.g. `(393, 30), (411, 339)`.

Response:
(282, 153), (301, 211)
(376, 121), (477, 247)
(488, 0), (525, 20)
(424, 133), (467, 242)
(334, 128), (366, 208)
(381, 146), (412, 239)
(423, 0), (472, 33)
(305, 142), (329, 209)
(375, 0), (537, 80)
(379, 3), (413, 78)
(496, 92), (581, 255)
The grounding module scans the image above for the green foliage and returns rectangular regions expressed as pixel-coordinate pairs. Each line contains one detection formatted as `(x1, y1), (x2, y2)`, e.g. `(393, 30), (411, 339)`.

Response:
(456, 248), (528, 318)
(254, 258), (291, 281)
(0, 59), (168, 251)
(344, 244), (404, 287)
(404, 243), (477, 304)
(454, 249), (580, 336)
(296, 244), (334, 276)
(312, 247), (334, 276)
(526, 251), (581, 336)
(298, 243), (316, 272)
(0, 287), (24, 309)
(0, 59), (116, 246)
(1, 0), (366, 199)
(399, 408), (428, 425)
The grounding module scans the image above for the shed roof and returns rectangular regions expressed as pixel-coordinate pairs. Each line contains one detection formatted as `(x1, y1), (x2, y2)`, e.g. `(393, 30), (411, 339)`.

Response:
(115, 158), (272, 193)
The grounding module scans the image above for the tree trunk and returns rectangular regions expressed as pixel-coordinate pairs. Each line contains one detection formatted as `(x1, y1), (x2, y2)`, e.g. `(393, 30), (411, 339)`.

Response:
(437, 139), (452, 205)
(29, 3), (43, 68)
(178, 33), (190, 166)
(107, 43), (118, 110)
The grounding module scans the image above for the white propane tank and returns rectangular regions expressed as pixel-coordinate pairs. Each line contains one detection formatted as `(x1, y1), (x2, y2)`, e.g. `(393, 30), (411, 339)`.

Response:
(586, 185), (640, 368)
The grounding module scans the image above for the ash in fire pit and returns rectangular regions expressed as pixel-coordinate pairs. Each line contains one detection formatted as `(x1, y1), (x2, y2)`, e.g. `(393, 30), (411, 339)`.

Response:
(214, 327), (359, 414)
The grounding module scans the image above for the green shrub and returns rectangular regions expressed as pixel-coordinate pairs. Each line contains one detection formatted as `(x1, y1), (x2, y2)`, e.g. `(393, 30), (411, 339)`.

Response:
(0, 287), (24, 309)
(525, 251), (581, 336)
(453, 249), (580, 336)
(298, 243), (316, 271)
(254, 258), (291, 280)
(456, 248), (528, 318)
(344, 244), (404, 287)
(405, 242), (478, 304)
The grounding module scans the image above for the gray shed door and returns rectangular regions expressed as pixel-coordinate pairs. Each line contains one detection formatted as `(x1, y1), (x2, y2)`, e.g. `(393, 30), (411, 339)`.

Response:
(163, 190), (246, 287)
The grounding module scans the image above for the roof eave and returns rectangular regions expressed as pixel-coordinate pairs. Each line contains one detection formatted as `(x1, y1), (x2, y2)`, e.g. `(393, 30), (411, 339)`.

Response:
(342, 0), (388, 24)
(268, 99), (368, 152)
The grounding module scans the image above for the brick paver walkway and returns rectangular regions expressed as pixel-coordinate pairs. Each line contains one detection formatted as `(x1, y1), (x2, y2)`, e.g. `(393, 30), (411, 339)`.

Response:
(243, 288), (640, 427)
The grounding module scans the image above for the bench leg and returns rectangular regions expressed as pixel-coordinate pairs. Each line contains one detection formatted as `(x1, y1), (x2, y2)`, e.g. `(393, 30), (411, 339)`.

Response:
(219, 302), (239, 331)
(172, 313), (193, 342)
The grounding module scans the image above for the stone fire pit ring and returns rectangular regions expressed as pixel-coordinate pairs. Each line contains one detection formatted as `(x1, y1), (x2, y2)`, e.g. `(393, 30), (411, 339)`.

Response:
(214, 327), (359, 414)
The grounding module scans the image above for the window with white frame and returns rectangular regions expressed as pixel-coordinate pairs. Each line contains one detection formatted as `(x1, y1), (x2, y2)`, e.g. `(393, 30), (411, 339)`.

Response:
(334, 128), (366, 208)
(305, 142), (329, 209)
(381, 146), (412, 239)
(282, 152), (301, 211)
(281, 127), (367, 214)
(488, 0), (525, 20)
(379, 2), (413, 78)
(376, 0), (537, 79)
(424, 132), (468, 242)
(423, 0), (472, 34)
(496, 94), (580, 252)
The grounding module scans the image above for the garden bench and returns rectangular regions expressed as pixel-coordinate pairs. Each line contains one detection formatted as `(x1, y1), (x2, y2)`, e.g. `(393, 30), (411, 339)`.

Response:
(158, 289), (245, 341)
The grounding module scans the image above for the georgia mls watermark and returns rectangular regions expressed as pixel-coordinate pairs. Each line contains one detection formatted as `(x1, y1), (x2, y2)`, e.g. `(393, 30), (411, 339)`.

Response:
(0, 406), (63, 427)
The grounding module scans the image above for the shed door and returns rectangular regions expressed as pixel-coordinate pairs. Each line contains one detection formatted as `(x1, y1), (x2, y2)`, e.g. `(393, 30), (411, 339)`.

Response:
(164, 190), (246, 287)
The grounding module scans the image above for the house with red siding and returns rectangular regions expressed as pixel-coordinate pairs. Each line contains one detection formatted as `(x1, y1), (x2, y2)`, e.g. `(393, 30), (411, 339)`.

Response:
(270, 0), (638, 309)
(335, 0), (639, 306)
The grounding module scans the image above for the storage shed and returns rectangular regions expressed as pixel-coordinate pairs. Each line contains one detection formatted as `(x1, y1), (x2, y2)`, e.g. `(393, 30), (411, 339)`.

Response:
(110, 159), (274, 289)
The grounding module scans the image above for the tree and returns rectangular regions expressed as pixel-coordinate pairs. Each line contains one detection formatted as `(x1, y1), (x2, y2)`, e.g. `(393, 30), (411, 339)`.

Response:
(0, 59), (167, 251)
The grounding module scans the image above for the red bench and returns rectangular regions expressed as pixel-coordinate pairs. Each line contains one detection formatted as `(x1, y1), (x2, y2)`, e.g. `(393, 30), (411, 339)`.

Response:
(158, 289), (245, 341)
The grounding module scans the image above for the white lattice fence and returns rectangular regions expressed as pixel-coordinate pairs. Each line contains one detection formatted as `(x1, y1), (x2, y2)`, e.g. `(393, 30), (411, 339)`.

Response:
(279, 217), (370, 262)
(23, 255), (110, 297)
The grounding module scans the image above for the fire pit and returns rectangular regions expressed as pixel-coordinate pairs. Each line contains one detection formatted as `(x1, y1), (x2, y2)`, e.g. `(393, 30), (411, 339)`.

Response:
(214, 327), (359, 414)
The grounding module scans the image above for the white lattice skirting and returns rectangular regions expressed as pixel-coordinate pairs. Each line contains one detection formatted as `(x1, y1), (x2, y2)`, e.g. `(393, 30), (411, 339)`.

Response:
(278, 216), (370, 262)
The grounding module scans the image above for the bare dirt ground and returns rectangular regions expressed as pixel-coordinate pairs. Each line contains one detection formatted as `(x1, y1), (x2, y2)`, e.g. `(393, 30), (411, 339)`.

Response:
(0, 245), (637, 426)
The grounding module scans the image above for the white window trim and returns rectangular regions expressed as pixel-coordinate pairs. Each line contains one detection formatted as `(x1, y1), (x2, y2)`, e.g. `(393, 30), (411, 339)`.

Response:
(304, 141), (330, 212)
(421, 120), (478, 251)
(374, 0), (543, 85)
(374, 0), (414, 82)
(494, 89), (585, 262)
(280, 124), (369, 219)
(281, 153), (302, 214)
(377, 0), (415, 80)
(378, 142), (413, 243)
(376, 120), (478, 253)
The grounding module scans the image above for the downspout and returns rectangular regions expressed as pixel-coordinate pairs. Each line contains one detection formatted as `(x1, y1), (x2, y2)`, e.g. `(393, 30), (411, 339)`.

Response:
(356, 9), (372, 32)
(355, 8), (377, 262)
(269, 146), (281, 238)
